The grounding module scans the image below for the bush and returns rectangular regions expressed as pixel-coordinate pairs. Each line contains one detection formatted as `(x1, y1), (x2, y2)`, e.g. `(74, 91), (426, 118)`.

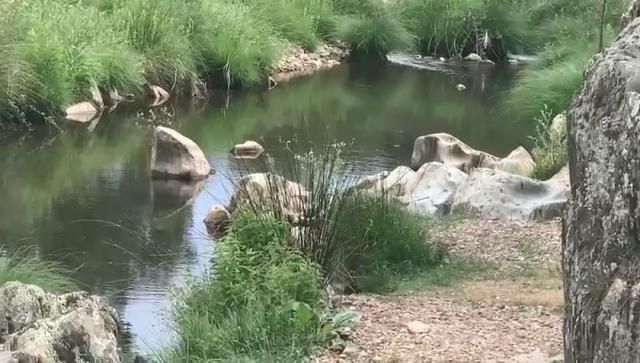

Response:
(0, 247), (77, 293)
(168, 214), (341, 361)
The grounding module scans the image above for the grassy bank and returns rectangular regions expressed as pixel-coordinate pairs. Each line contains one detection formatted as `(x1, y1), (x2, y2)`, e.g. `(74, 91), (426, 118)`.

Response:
(166, 145), (447, 360)
(0, 0), (412, 127)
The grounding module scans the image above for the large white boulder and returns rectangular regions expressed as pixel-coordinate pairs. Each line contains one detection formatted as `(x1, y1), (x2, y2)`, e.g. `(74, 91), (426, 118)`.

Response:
(411, 133), (535, 176)
(452, 167), (569, 221)
(151, 126), (212, 180)
(0, 282), (121, 363)
(360, 162), (468, 216)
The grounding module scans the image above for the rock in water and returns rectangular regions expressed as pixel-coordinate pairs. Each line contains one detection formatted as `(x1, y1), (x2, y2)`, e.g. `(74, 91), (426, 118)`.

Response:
(452, 167), (568, 221)
(230, 140), (265, 160)
(464, 53), (483, 62)
(151, 126), (212, 180)
(0, 282), (121, 362)
(411, 133), (535, 176)
(228, 173), (308, 224)
(564, 7), (640, 361)
(204, 205), (231, 236)
(65, 102), (100, 123)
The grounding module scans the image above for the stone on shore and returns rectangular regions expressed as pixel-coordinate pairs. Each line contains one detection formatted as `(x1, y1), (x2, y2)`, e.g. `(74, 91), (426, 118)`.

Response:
(0, 282), (121, 363)
(359, 162), (468, 216)
(151, 126), (212, 180)
(65, 102), (100, 123)
(411, 133), (534, 176)
(451, 167), (569, 221)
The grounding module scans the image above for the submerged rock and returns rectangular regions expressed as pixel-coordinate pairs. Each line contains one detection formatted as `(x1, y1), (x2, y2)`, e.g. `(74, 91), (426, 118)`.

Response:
(0, 282), (121, 363)
(452, 167), (569, 221)
(151, 126), (212, 180)
(360, 162), (468, 216)
(230, 141), (265, 160)
(229, 173), (309, 225)
(411, 133), (534, 176)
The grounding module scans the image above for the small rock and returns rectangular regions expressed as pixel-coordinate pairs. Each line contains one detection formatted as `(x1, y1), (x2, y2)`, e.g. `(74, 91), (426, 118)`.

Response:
(406, 321), (428, 334)
(230, 140), (265, 160)
(151, 126), (212, 180)
(456, 84), (467, 91)
(203, 205), (231, 236)
(464, 52), (483, 62)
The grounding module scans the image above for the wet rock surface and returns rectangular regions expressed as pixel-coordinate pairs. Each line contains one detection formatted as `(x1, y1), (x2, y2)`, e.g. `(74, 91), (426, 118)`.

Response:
(150, 126), (212, 180)
(270, 42), (348, 82)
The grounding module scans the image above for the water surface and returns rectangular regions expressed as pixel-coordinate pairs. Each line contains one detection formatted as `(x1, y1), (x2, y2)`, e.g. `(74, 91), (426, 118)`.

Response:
(0, 60), (531, 353)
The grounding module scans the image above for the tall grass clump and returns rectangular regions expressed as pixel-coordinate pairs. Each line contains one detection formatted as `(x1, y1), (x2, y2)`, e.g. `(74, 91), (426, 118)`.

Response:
(167, 213), (356, 361)
(333, 0), (413, 57)
(231, 142), (447, 292)
(190, 0), (281, 86)
(114, 0), (197, 89)
(397, 0), (534, 60)
(529, 107), (568, 180)
(0, 246), (77, 293)
(506, 0), (627, 125)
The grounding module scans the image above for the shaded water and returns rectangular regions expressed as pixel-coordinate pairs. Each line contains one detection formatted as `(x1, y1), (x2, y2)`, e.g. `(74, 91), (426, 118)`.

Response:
(0, 60), (531, 353)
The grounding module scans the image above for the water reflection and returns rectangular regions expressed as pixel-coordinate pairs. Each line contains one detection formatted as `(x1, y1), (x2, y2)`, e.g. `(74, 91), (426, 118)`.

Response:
(0, 60), (531, 353)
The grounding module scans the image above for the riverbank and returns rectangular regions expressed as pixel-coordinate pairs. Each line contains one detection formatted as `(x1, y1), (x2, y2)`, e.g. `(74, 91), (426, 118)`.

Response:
(319, 219), (563, 362)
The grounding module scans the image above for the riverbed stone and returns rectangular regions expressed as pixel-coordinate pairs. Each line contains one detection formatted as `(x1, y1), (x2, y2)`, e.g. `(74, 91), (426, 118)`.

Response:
(464, 53), (483, 62)
(228, 173), (309, 224)
(451, 167), (569, 221)
(360, 162), (468, 216)
(231, 141), (265, 160)
(151, 126), (212, 180)
(0, 282), (121, 363)
(411, 133), (534, 176)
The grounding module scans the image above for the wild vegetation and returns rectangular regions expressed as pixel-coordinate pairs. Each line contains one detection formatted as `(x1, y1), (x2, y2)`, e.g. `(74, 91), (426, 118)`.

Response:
(167, 144), (447, 360)
(0, 246), (76, 293)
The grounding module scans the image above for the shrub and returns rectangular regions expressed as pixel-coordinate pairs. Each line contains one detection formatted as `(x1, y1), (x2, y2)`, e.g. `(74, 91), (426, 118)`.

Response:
(168, 214), (343, 361)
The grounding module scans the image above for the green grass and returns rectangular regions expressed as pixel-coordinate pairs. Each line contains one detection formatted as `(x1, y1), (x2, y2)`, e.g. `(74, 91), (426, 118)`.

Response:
(334, 193), (447, 293)
(392, 257), (494, 293)
(166, 214), (356, 361)
(0, 247), (77, 293)
(528, 107), (568, 180)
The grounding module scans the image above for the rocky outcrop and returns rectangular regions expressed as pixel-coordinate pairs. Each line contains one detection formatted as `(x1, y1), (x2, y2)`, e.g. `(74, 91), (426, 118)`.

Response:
(228, 173), (309, 225)
(204, 205), (231, 236)
(411, 133), (535, 176)
(564, 8), (640, 360)
(451, 167), (569, 221)
(0, 282), (120, 363)
(359, 162), (468, 216)
(270, 43), (348, 83)
(230, 141), (265, 160)
(151, 126), (212, 180)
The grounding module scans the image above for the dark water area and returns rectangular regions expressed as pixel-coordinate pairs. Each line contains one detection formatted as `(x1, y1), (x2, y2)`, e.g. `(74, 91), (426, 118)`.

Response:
(0, 59), (532, 353)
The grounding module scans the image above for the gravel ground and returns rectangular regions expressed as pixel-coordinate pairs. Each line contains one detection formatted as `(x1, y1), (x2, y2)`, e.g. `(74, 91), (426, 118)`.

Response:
(318, 218), (564, 363)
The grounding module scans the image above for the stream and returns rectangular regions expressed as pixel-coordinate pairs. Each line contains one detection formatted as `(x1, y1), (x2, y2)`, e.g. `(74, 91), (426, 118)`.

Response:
(0, 58), (533, 353)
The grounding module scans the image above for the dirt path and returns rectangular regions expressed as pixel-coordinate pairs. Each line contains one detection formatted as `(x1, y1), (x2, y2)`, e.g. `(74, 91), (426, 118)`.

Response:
(320, 218), (564, 363)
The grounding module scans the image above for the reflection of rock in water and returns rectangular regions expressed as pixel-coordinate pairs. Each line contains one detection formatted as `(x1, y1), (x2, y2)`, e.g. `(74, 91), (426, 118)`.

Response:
(150, 179), (205, 221)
